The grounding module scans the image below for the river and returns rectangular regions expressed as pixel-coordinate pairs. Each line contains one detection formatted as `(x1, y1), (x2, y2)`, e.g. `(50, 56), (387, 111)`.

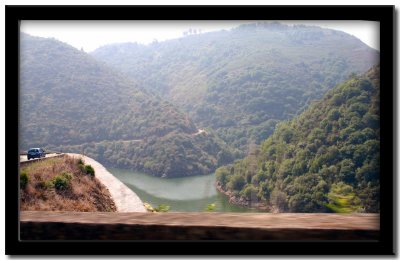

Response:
(109, 168), (265, 213)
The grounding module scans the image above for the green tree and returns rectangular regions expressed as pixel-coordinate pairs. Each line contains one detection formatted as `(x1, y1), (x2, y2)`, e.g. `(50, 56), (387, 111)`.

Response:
(270, 188), (288, 212)
(215, 167), (231, 188)
(227, 174), (246, 191)
(240, 184), (258, 201)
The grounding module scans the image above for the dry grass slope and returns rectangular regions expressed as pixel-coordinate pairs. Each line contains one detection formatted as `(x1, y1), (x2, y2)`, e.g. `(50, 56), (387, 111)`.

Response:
(20, 155), (116, 212)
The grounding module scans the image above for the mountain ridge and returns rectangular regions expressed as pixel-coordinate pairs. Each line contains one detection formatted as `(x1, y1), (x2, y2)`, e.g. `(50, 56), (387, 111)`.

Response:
(91, 22), (379, 151)
(20, 32), (237, 177)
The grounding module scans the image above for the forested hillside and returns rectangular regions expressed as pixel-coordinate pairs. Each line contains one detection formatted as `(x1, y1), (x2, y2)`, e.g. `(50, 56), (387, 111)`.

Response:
(20, 33), (238, 177)
(215, 65), (380, 213)
(92, 22), (379, 150)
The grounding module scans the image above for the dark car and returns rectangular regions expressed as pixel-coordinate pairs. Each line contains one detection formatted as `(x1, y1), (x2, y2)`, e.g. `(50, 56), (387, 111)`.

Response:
(27, 148), (46, 160)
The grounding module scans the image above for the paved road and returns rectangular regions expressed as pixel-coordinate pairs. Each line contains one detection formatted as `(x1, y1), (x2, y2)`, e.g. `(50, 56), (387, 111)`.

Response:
(20, 153), (61, 163)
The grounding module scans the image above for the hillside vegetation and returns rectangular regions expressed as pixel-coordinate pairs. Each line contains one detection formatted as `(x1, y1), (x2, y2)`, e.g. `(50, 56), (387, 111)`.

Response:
(20, 33), (237, 177)
(20, 156), (116, 212)
(215, 65), (380, 213)
(20, 22), (379, 181)
(92, 22), (379, 150)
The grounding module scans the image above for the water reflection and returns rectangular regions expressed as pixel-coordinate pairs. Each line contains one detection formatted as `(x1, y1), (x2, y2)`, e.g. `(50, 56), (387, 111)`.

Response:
(109, 168), (264, 213)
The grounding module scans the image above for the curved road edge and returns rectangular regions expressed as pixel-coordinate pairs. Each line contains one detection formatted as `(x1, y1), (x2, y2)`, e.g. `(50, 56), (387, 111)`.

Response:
(67, 153), (147, 213)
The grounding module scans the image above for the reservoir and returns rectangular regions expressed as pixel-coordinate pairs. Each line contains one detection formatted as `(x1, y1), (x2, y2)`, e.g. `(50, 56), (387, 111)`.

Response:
(109, 168), (264, 213)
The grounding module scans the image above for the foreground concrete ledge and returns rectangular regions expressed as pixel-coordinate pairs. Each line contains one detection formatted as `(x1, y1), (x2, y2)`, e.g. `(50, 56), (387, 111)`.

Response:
(20, 211), (379, 240)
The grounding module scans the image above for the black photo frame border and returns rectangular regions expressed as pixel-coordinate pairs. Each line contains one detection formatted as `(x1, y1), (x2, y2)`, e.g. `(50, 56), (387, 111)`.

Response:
(5, 5), (395, 255)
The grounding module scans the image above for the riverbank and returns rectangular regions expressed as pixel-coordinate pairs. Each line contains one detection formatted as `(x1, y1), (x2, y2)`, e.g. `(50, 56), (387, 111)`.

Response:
(67, 154), (146, 212)
(109, 168), (265, 212)
(215, 182), (271, 212)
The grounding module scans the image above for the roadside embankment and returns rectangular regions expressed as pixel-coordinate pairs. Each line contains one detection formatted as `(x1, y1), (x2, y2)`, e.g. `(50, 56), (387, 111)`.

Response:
(67, 153), (146, 213)
(20, 155), (116, 212)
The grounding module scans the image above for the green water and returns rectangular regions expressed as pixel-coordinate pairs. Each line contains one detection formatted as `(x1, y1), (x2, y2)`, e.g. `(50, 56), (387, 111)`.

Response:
(109, 168), (264, 213)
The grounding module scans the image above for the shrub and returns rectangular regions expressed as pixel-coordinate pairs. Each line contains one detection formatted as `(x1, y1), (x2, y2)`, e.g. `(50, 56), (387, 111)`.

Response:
(240, 184), (258, 201)
(53, 172), (72, 190)
(143, 202), (155, 212)
(270, 188), (288, 212)
(205, 203), (217, 212)
(84, 165), (95, 177)
(78, 164), (84, 171)
(154, 204), (170, 212)
(143, 203), (170, 213)
(227, 174), (246, 191)
(79, 163), (95, 177)
(20, 170), (29, 189)
(77, 158), (84, 165)
(77, 158), (86, 172)
(215, 167), (230, 188)
(37, 180), (54, 189)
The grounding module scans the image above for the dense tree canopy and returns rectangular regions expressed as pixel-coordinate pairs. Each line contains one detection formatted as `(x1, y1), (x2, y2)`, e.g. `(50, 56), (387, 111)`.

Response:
(216, 65), (380, 213)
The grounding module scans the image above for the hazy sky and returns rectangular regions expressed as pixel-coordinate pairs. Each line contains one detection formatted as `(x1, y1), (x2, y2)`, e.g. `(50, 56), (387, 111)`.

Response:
(20, 20), (380, 52)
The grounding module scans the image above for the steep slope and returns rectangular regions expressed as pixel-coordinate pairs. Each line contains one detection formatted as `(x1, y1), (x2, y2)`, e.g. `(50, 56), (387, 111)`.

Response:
(215, 65), (380, 213)
(20, 33), (237, 177)
(92, 22), (379, 150)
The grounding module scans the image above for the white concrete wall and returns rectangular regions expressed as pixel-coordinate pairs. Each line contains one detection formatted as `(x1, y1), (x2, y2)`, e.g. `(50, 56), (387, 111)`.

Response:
(67, 153), (146, 212)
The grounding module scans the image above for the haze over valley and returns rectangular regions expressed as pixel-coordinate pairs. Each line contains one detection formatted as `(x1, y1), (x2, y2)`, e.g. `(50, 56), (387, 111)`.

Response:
(20, 21), (380, 213)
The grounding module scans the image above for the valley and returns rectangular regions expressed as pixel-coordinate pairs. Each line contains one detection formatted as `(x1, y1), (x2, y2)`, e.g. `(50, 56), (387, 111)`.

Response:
(19, 21), (380, 213)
